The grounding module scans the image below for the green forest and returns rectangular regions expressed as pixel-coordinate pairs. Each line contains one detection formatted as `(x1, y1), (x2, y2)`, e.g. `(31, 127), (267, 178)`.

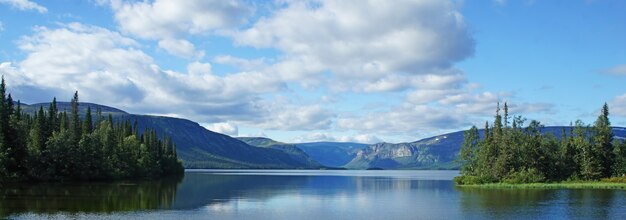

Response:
(456, 102), (626, 185)
(0, 78), (183, 181)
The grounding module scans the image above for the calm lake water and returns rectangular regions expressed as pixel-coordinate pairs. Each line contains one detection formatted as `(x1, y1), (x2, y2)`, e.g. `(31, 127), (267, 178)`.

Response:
(2, 170), (626, 219)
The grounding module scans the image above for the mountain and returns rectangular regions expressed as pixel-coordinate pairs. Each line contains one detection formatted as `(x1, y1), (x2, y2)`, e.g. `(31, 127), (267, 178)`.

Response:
(345, 126), (626, 170)
(344, 131), (463, 170)
(295, 142), (369, 167)
(237, 137), (323, 168)
(19, 101), (626, 170)
(20, 102), (321, 169)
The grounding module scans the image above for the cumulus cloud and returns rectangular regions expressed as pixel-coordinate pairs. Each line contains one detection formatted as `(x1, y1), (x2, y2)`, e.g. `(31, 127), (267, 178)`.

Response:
(234, 0), (474, 90)
(610, 94), (626, 117)
(0, 1), (555, 142)
(102, 0), (251, 58)
(334, 88), (556, 140)
(158, 39), (204, 59)
(213, 55), (267, 72)
(0, 0), (47, 13)
(202, 122), (238, 136)
(106, 0), (252, 39)
(337, 104), (466, 137)
(257, 103), (336, 130)
(3, 23), (289, 126)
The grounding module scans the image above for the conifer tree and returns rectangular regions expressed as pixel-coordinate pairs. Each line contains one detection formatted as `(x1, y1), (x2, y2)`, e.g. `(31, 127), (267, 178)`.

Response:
(70, 91), (81, 145)
(83, 106), (93, 134)
(48, 98), (58, 133)
(459, 126), (479, 175)
(593, 103), (613, 177)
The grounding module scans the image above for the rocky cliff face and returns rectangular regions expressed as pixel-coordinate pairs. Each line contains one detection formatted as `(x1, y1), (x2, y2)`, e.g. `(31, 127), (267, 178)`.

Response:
(345, 132), (465, 170)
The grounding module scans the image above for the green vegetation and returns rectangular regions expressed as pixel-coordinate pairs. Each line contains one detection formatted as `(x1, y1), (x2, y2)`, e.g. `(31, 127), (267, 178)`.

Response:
(455, 102), (626, 188)
(459, 181), (626, 190)
(0, 77), (183, 181)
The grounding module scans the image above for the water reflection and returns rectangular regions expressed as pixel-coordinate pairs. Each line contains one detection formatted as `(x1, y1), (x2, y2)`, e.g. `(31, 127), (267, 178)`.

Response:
(169, 171), (462, 219)
(171, 171), (457, 210)
(0, 175), (182, 218)
(457, 187), (626, 219)
(3, 170), (626, 219)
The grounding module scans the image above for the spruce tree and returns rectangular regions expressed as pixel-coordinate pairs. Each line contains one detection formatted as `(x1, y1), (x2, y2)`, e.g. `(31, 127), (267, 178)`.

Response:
(83, 106), (93, 134)
(0, 76), (8, 175)
(70, 91), (81, 145)
(48, 98), (58, 133)
(593, 103), (613, 177)
(459, 126), (480, 175)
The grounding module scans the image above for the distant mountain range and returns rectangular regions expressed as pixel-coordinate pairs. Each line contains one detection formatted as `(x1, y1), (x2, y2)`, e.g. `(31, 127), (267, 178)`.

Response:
(19, 102), (626, 170)
(295, 142), (369, 167)
(237, 137), (322, 168)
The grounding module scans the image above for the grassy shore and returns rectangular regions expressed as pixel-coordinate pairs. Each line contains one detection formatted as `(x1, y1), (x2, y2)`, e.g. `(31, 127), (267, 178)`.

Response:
(458, 178), (626, 189)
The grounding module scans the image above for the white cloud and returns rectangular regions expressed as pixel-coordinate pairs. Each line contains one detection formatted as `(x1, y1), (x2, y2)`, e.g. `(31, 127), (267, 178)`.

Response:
(5, 22), (341, 132)
(351, 69), (467, 93)
(158, 39), (204, 59)
(213, 55), (267, 72)
(292, 132), (337, 143)
(0, 0), (47, 13)
(105, 0), (251, 39)
(337, 104), (466, 137)
(4, 23), (287, 125)
(234, 0), (474, 90)
(257, 103), (336, 131)
(338, 134), (383, 144)
(292, 132), (383, 144)
(335, 88), (555, 140)
(102, 0), (251, 58)
(610, 94), (626, 117)
(604, 64), (626, 76)
(202, 122), (238, 136)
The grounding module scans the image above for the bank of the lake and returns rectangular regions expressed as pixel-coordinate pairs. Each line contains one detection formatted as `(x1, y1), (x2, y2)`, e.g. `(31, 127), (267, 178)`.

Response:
(457, 181), (626, 190)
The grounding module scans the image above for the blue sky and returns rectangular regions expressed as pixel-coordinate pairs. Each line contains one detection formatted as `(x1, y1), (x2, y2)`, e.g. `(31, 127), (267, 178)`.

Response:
(0, 0), (625, 144)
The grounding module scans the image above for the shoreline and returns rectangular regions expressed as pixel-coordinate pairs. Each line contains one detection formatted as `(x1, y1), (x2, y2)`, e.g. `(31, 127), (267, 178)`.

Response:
(456, 181), (626, 190)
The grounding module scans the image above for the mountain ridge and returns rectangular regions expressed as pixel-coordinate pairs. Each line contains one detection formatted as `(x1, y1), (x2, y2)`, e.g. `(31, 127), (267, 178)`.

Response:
(20, 102), (322, 169)
(18, 102), (626, 170)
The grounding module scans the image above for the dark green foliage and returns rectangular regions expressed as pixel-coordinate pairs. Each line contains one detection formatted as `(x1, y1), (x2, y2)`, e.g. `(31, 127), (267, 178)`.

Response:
(458, 126), (479, 175)
(613, 139), (626, 177)
(594, 103), (614, 177)
(456, 102), (624, 185)
(0, 79), (183, 182)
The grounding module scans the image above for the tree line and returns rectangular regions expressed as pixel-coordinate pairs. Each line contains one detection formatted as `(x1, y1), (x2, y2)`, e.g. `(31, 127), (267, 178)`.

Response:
(456, 102), (626, 184)
(0, 78), (183, 181)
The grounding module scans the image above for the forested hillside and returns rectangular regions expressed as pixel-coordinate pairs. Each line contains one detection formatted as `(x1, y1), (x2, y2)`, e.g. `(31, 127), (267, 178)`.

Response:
(0, 78), (183, 181)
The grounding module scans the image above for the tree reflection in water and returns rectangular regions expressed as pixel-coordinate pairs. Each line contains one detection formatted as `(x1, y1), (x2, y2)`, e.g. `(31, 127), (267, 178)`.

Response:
(0, 175), (183, 218)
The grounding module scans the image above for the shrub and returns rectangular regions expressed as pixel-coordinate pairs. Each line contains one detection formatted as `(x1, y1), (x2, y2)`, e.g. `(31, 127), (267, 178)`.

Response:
(454, 175), (497, 185)
(602, 176), (626, 183)
(504, 168), (546, 184)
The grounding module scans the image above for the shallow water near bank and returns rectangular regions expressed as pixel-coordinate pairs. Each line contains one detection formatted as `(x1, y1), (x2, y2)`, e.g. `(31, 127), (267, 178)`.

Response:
(3, 170), (626, 219)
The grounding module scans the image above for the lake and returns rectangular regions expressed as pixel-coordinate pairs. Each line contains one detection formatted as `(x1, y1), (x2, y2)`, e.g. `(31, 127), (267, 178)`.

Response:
(2, 170), (626, 219)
